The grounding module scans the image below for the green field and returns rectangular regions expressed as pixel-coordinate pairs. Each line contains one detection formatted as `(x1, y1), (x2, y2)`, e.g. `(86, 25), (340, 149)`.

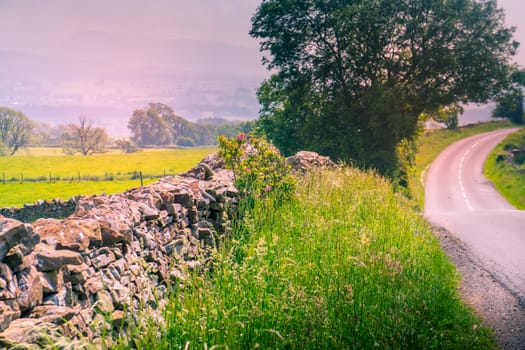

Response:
(484, 127), (525, 209)
(0, 147), (215, 207)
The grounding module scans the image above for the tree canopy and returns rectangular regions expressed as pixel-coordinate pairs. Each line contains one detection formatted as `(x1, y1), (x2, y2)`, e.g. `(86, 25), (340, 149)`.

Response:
(128, 103), (174, 146)
(0, 107), (34, 155)
(251, 0), (519, 175)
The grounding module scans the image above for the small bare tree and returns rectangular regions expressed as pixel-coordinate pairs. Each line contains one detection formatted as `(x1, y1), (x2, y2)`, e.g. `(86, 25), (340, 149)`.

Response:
(0, 107), (34, 155)
(61, 116), (109, 155)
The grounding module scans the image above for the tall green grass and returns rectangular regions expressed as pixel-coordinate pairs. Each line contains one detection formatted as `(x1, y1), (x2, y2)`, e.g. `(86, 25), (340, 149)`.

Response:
(484, 127), (525, 209)
(114, 168), (493, 349)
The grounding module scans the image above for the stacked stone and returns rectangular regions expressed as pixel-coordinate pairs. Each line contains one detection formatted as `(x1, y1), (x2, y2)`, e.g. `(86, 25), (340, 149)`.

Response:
(0, 163), (238, 347)
(0, 198), (78, 223)
(287, 151), (338, 172)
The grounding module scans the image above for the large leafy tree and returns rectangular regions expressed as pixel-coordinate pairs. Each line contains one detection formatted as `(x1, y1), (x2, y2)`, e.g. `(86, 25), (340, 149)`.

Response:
(0, 107), (34, 155)
(251, 0), (519, 175)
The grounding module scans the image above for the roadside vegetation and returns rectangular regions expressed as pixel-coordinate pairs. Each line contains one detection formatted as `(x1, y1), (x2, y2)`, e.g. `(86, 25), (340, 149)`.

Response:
(0, 147), (214, 207)
(484, 127), (525, 209)
(113, 158), (494, 349)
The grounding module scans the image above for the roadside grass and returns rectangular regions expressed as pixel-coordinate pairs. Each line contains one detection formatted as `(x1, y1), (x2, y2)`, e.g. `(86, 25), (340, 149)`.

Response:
(114, 168), (494, 349)
(410, 120), (514, 208)
(0, 147), (215, 207)
(484, 127), (525, 209)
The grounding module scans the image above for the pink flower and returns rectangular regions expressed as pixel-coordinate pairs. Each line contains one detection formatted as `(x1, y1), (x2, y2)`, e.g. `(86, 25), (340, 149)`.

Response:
(264, 185), (272, 192)
(237, 133), (245, 141)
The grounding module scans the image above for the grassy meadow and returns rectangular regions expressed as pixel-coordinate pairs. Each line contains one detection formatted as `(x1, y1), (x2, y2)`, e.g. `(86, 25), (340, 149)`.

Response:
(113, 168), (494, 349)
(0, 147), (215, 207)
(484, 127), (525, 209)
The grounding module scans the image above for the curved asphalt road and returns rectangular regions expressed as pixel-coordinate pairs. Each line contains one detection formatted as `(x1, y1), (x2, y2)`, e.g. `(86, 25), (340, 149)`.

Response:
(425, 128), (525, 303)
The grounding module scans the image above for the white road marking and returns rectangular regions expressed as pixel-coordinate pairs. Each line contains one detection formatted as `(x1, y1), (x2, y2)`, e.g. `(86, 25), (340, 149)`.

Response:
(458, 141), (480, 211)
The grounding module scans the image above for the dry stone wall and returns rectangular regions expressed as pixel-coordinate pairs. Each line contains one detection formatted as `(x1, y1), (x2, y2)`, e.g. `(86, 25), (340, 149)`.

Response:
(0, 154), (238, 347)
(0, 199), (78, 223)
(0, 151), (334, 348)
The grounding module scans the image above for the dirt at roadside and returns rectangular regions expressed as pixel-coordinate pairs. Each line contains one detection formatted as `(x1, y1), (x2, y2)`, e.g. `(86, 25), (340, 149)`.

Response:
(434, 227), (525, 350)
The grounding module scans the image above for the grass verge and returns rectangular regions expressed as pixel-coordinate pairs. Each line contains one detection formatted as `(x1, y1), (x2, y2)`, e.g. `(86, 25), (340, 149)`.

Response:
(484, 127), (525, 209)
(409, 120), (514, 208)
(115, 168), (494, 349)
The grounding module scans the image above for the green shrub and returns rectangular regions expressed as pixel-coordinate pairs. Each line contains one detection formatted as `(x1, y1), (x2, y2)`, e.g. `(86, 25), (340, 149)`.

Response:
(218, 133), (295, 207)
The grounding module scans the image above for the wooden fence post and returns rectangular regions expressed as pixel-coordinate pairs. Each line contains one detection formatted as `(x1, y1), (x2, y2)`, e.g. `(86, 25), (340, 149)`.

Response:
(78, 171), (81, 182)
(140, 170), (144, 187)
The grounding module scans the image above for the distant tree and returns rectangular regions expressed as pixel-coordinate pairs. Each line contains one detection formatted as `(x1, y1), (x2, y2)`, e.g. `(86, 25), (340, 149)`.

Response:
(31, 123), (65, 146)
(175, 136), (195, 147)
(492, 89), (524, 124)
(61, 116), (109, 155)
(128, 103), (173, 146)
(115, 138), (141, 153)
(0, 107), (34, 155)
(163, 113), (193, 142)
(251, 0), (519, 175)
(421, 104), (463, 130)
(492, 69), (525, 124)
(128, 102), (255, 147)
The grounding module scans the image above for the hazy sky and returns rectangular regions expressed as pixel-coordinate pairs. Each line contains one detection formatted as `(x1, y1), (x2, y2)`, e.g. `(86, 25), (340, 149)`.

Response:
(0, 0), (261, 52)
(0, 0), (523, 65)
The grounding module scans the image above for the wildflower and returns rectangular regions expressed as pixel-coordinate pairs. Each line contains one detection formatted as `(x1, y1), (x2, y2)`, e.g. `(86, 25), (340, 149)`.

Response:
(264, 185), (272, 192)
(237, 133), (245, 141)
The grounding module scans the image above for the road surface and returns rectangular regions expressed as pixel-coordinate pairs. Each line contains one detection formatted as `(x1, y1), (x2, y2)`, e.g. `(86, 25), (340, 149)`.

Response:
(424, 128), (525, 304)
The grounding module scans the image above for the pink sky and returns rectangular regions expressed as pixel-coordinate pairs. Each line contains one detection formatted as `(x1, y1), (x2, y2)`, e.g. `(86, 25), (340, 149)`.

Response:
(0, 0), (523, 65)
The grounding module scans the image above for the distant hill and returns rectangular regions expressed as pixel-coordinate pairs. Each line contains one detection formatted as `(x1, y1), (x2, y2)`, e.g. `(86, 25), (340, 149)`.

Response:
(0, 31), (267, 137)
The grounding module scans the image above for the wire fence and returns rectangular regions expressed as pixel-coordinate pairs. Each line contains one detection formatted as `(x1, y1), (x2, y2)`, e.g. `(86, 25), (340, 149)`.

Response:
(0, 170), (178, 186)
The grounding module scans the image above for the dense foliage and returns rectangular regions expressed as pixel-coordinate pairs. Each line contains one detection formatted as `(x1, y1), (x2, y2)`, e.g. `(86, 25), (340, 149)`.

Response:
(128, 103), (253, 147)
(251, 0), (519, 176)
(0, 107), (33, 156)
